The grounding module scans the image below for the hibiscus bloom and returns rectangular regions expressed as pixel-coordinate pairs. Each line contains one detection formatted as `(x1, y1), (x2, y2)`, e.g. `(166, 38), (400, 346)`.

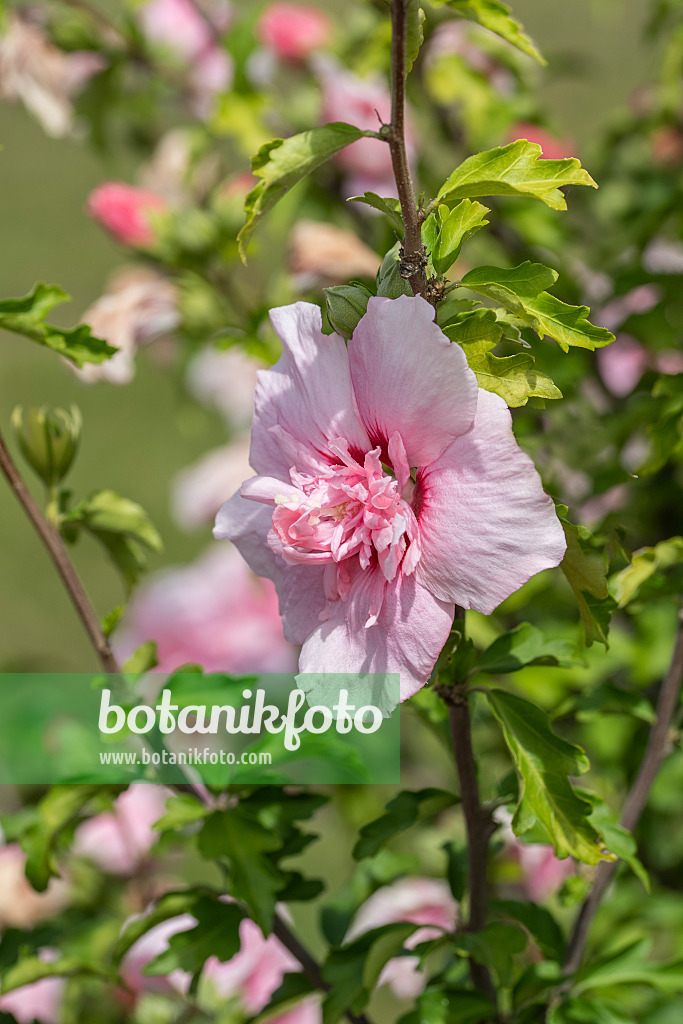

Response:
(215, 295), (566, 700)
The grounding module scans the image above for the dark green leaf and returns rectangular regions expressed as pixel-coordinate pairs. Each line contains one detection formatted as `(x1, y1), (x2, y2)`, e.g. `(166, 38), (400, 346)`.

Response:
(238, 123), (369, 259)
(198, 808), (284, 933)
(455, 921), (527, 988)
(144, 896), (244, 978)
(321, 923), (417, 1024)
(406, 1), (425, 72)
(354, 788), (457, 860)
(0, 283), (116, 367)
(409, 985), (497, 1024)
(479, 623), (577, 674)
(491, 898), (565, 961)
(436, 141), (596, 210)
(442, 841), (467, 901)
(486, 690), (610, 865)
(576, 938), (683, 995)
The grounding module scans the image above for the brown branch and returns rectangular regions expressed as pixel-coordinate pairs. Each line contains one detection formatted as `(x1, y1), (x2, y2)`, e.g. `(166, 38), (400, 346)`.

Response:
(0, 425), (120, 674)
(445, 690), (497, 1001)
(388, 0), (428, 299)
(563, 602), (683, 976)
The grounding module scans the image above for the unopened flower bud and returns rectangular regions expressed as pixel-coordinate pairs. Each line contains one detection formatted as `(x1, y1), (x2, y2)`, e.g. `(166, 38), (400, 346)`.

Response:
(11, 405), (82, 487)
(324, 284), (371, 340)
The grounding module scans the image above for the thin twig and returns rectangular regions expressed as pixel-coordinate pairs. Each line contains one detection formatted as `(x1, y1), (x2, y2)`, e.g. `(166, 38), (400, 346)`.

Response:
(563, 603), (683, 976)
(0, 425), (120, 674)
(388, 0), (428, 299)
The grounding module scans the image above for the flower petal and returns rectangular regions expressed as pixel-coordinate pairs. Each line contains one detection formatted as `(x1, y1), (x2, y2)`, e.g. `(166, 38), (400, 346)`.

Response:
(250, 302), (371, 476)
(214, 491), (326, 644)
(349, 295), (478, 467)
(299, 565), (454, 702)
(415, 390), (566, 614)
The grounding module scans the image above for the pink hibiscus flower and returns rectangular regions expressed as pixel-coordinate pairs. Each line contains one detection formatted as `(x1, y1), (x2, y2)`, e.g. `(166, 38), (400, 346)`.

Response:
(215, 295), (566, 700)
(258, 3), (332, 62)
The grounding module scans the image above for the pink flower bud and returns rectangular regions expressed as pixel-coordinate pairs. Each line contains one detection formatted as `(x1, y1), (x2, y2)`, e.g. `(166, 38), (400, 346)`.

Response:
(258, 3), (332, 62)
(87, 182), (169, 248)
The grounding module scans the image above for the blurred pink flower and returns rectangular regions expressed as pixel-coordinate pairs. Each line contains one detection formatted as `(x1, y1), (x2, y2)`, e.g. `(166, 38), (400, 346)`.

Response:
(114, 544), (296, 674)
(0, 845), (68, 928)
(172, 438), (253, 530)
(215, 296), (565, 700)
(258, 3), (332, 62)
(346, 878), (458, 999)
(511, 841), (575, 903)
(73, 784), (170, 875)
(204, 917), (298, 1011)
(138, 0), (233, 115)
(316, 58), (415, 197)
(596, 335), (650, 397)
(76, 267), (179, 384)
(508, 123), (575, 160)
(88, 182), (170, 248)
(0, 975), (63, 1024)
(597, 284), (660, 332)
(0, 13), (105, 137)
(186, 348), (262, 430)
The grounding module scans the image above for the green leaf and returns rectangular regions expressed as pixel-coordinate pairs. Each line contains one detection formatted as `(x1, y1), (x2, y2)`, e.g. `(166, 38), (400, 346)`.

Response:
(436, 141), (596, 211)
(153, 794), (206, 833)
(20, 785), (104, 892)
(198, 807), (284, 933)
(460, 263), (614, 352)
(123, 641), (158, 675)
(65, 489), (163, 590)
(442, 841), (468, 901)
(549, 996), (637, 1024)
(479, 623), (577, 674)
(324, 284), (372, 340)
(238, 123), (369, 259)
(445, 308), (561, 406)
(406, 1), (425, 72)
(432, 0), (545, 64)
(353, 788), (457, 860)
(422, 200), (490, 275)
(584, 794), (650, 892)
(409, 985), (498, 1024)
(486, 689), (610, 865)
(321, 923), (417, 1024)
(0, 283), (116, 367)
(491, 899), (565, 962)
(611, 536), (683, 606)
(575, 938), (683, 995)
(557, 506), (616, 646)
(455, 922), (527, 989)
(348, 192), (404, 234)
(0, 955), (111, 995)
(144, 896), (244, 978)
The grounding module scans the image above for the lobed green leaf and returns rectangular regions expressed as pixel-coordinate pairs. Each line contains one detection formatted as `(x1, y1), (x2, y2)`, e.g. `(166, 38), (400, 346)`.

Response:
(436, 141), (596, 211)
(486, 689), (610, 865)
(0, 283), (116, 367)
(238, 123), (370, 260)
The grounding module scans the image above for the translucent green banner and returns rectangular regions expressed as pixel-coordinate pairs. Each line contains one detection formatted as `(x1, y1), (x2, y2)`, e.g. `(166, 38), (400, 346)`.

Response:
(0, 672), (401, 785)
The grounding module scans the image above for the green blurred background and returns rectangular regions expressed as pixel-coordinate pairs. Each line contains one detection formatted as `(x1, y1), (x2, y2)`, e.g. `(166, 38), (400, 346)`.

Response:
(0, 0), (654, 669)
